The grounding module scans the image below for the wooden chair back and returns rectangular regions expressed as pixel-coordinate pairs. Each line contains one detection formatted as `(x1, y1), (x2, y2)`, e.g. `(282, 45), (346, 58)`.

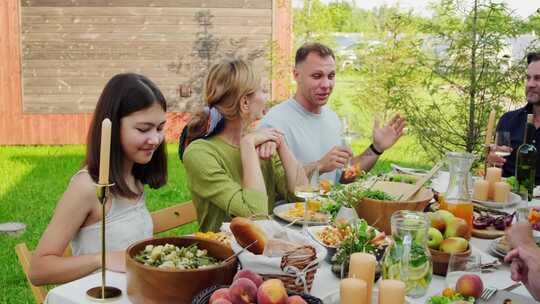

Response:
(15, 201), (197, 303)
(151, 201), (197, 234)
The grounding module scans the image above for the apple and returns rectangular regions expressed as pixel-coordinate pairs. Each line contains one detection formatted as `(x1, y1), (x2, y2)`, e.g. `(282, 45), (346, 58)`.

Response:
(427, 212), (446, 232)
(455, 274), (483, 298)
(436, 209), (455, 225)
(440, 237), (469, 254)
(427, 227), (444, 249)
(444, 217), (471, 240)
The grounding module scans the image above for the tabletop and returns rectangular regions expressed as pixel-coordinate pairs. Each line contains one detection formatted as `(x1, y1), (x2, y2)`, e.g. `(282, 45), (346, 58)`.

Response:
(45, 172), (540, 303)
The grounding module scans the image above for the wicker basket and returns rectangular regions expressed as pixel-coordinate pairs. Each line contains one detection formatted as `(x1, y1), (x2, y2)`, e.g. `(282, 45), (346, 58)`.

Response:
(260, 245), (319, 294)
(192, 284), (323, 304)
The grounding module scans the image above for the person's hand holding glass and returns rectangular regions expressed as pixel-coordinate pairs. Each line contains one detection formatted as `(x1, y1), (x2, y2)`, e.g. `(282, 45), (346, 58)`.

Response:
(294, 163), (320, 235)
(488, 131), (512, 168)
(340, 117), (360, 184)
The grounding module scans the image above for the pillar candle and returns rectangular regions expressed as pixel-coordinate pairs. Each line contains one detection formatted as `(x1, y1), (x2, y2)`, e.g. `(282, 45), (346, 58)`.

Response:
(348, 252), (376, 303)
(485, 167), (502, 199)
(341, 278), (367, 304)
(98, 118), (112, 185)
(378, 279), (406, 304)
(485, 110), (496, 146)
(493, 181), (511, 203)
(473, 179), (489, 201)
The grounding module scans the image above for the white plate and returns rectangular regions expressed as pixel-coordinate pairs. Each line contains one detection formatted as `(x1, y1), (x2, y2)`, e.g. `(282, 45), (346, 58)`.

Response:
(273, 203), (329, 226)
(472, 192), (521, 209)
(307, 226), (338, 249)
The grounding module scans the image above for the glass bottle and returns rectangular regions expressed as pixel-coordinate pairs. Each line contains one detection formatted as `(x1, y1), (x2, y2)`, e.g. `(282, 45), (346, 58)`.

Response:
(445, 152), (475, 237)
(382, 211), (433, 298)
(516, 114), (537, 201)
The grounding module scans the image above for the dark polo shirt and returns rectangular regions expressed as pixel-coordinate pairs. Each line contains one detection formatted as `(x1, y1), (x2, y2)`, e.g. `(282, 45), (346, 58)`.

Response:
(496, 103), (540, 184)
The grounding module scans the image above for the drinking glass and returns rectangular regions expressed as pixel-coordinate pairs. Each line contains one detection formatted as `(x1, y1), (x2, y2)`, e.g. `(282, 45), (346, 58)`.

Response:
(494, 131), (511, 159)
(340, 116), (360, 167)
(515, 190), (530, 223)
(294, 163), (320, 235)
(445, 254), (482, 288)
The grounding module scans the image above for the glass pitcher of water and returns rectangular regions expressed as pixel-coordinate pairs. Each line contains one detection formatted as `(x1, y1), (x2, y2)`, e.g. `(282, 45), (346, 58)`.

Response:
(382, 210), (433, 298)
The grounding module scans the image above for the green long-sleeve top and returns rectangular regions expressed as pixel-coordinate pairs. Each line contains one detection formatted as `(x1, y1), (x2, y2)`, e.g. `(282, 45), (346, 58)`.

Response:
(183, 136), (290, 232)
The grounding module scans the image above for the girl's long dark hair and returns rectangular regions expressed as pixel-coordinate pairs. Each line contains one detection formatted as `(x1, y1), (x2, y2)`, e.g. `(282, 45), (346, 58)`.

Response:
(85, 73), (167, 198)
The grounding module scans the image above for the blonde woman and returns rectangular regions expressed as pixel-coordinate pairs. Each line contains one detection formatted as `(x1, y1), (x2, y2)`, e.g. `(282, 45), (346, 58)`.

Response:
(179, 59), (300, 232)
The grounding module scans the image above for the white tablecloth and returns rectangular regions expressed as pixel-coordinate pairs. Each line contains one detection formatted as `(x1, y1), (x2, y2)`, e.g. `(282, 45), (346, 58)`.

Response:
(45, 173), (539, 303)
(43, 237), (534, 304)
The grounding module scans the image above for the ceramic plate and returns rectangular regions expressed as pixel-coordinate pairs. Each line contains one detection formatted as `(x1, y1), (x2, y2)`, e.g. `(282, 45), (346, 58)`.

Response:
(307, 226), (339, 249)
(489, 236), (540, 260)
(488, 239), (507, 260)
(273, 203), (329, 226)
(472, 192), (521, 209)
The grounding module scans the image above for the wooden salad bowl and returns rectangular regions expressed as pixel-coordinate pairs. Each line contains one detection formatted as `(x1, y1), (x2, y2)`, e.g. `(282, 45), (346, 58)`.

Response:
(126, 236), (238, 304)
(354, 181), (434, 234)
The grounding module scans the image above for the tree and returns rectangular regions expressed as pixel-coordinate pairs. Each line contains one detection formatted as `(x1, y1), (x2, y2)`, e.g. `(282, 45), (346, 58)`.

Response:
(393, 0), (525, 158)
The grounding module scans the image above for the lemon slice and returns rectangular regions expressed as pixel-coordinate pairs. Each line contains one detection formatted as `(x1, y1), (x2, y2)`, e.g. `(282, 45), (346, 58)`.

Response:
(406, 262), (431, 281)
(385, 263), (402, 279)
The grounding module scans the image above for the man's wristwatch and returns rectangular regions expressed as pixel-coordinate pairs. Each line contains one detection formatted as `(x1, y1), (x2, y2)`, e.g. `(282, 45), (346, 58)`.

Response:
(369, 143), (383, 155)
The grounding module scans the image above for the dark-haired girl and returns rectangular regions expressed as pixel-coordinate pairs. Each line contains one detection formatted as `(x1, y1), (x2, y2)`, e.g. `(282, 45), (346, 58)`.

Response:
(29, 73), (167, 285)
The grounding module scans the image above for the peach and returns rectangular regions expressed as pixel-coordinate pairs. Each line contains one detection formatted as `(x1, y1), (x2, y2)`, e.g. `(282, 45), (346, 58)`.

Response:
(287, 295), (307, 304)
(455, 274), (483, 298)
(209, 288), (232, 304)
(257, 279), (288, 304)
(229, 278), (257, 304)
(233, 269), (263, 287)
(213, 300), (232, 304)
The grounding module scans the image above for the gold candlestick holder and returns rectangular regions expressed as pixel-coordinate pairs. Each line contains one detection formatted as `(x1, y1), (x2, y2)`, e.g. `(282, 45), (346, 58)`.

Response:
(484, 145), (490, 180)
(86, 183), (122, 302)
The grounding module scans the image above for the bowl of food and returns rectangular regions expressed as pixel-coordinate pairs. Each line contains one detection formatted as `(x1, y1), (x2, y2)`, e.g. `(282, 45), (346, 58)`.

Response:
(126, 236), (238, 304)
(355, 181), (433, 234)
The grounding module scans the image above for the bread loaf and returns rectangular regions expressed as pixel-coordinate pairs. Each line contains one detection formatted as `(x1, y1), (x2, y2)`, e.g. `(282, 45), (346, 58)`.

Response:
(230, 217), (267, 254)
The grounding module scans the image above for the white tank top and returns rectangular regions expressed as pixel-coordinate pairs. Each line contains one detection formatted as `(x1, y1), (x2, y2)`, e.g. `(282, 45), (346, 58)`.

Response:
(69, 170), (153, 256)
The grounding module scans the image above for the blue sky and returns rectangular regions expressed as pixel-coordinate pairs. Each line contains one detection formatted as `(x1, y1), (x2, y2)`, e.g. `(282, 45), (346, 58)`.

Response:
(293, 0), (539, 19)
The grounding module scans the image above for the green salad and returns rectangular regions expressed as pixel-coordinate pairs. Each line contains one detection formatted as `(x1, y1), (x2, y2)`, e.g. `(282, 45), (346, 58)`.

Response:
(135, 243), (219, 269)
(427, 294), (475, 304)
(323, 182), (394, 220)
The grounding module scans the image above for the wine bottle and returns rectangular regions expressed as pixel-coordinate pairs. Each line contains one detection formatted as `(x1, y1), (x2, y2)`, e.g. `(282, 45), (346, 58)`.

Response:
(515, 114), (537, 201)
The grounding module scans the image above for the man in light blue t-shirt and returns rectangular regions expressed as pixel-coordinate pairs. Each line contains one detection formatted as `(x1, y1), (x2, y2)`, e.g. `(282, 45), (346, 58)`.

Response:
(259, 42), (406, 183)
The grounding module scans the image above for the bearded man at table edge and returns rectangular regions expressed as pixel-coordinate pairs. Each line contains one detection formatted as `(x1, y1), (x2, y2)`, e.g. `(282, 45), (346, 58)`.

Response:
(259, 42), (406, 182)
(488, 52), (540, 184)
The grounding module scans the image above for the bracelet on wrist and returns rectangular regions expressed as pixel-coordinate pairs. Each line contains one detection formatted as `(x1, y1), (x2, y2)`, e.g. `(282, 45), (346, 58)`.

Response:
(369, 143), (383, 155)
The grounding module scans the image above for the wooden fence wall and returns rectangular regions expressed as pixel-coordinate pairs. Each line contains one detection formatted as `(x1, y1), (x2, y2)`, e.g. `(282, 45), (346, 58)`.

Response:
(0, 0), (292, 145)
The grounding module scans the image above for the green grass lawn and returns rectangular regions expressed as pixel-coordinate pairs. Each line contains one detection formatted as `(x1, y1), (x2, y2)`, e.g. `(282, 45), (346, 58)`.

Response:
(0, 138), (430, 303)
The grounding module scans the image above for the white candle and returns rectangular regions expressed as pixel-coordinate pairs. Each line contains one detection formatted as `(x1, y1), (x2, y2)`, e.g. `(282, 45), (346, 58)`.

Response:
(473, 179), (489, 201)
(493, 181), (511, 203)
(341, 278), (367, 304)
(378, 279), (406, 304)
(348, 252), (376, 303)
(485, 110), (496, 146)
(485, 167), (502, 199)
(98, 118), (112, 185)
